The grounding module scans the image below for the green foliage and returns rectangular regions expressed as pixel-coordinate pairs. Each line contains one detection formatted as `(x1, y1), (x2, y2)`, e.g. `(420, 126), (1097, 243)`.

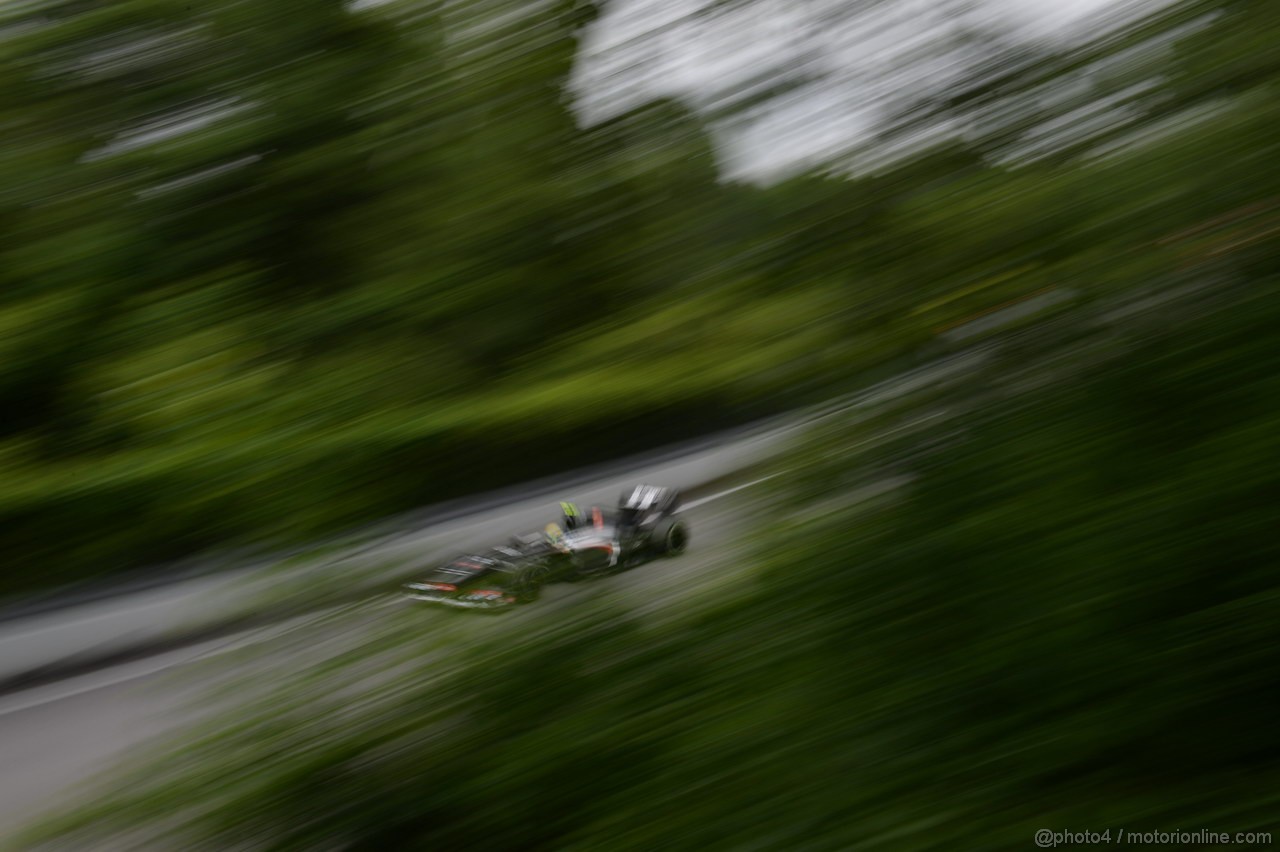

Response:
(2, 0), (1280, 602)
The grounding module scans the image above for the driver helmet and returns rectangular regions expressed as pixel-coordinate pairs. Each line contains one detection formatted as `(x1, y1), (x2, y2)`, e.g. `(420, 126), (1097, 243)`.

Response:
(560, 501), (582, 530)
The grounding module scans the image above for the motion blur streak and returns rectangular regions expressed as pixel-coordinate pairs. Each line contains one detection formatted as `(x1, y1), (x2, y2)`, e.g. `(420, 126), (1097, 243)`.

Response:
(2, 0), (1278, 847)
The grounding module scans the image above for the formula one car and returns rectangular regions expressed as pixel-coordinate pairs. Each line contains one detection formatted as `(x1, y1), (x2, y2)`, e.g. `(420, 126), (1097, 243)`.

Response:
(404, 485), (689, 610)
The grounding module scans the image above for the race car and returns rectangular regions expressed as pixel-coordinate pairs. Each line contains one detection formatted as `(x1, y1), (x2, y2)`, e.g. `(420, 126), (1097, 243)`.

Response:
(404, 485), (689, 610)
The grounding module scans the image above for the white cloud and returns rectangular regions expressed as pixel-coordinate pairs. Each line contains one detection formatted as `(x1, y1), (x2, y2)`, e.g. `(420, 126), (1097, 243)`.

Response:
(572, 0), (1178, 180)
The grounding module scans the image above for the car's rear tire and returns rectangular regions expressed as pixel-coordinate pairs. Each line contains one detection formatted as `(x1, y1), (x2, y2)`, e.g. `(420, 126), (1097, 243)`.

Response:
(651, 516), (689, 556)
(514, 561), (553, 591)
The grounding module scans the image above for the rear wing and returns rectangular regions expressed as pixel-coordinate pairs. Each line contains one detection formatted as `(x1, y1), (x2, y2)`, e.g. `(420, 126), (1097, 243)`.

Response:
(620, 484), (678, 511)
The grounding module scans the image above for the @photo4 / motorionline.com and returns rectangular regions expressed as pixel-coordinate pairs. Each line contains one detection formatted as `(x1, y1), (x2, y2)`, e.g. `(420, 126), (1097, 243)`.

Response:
(1034, 828), (1273, 847)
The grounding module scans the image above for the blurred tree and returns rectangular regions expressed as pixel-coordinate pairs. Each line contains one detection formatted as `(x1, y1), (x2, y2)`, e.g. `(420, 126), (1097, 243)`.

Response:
(0, 0), (1277, 594)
